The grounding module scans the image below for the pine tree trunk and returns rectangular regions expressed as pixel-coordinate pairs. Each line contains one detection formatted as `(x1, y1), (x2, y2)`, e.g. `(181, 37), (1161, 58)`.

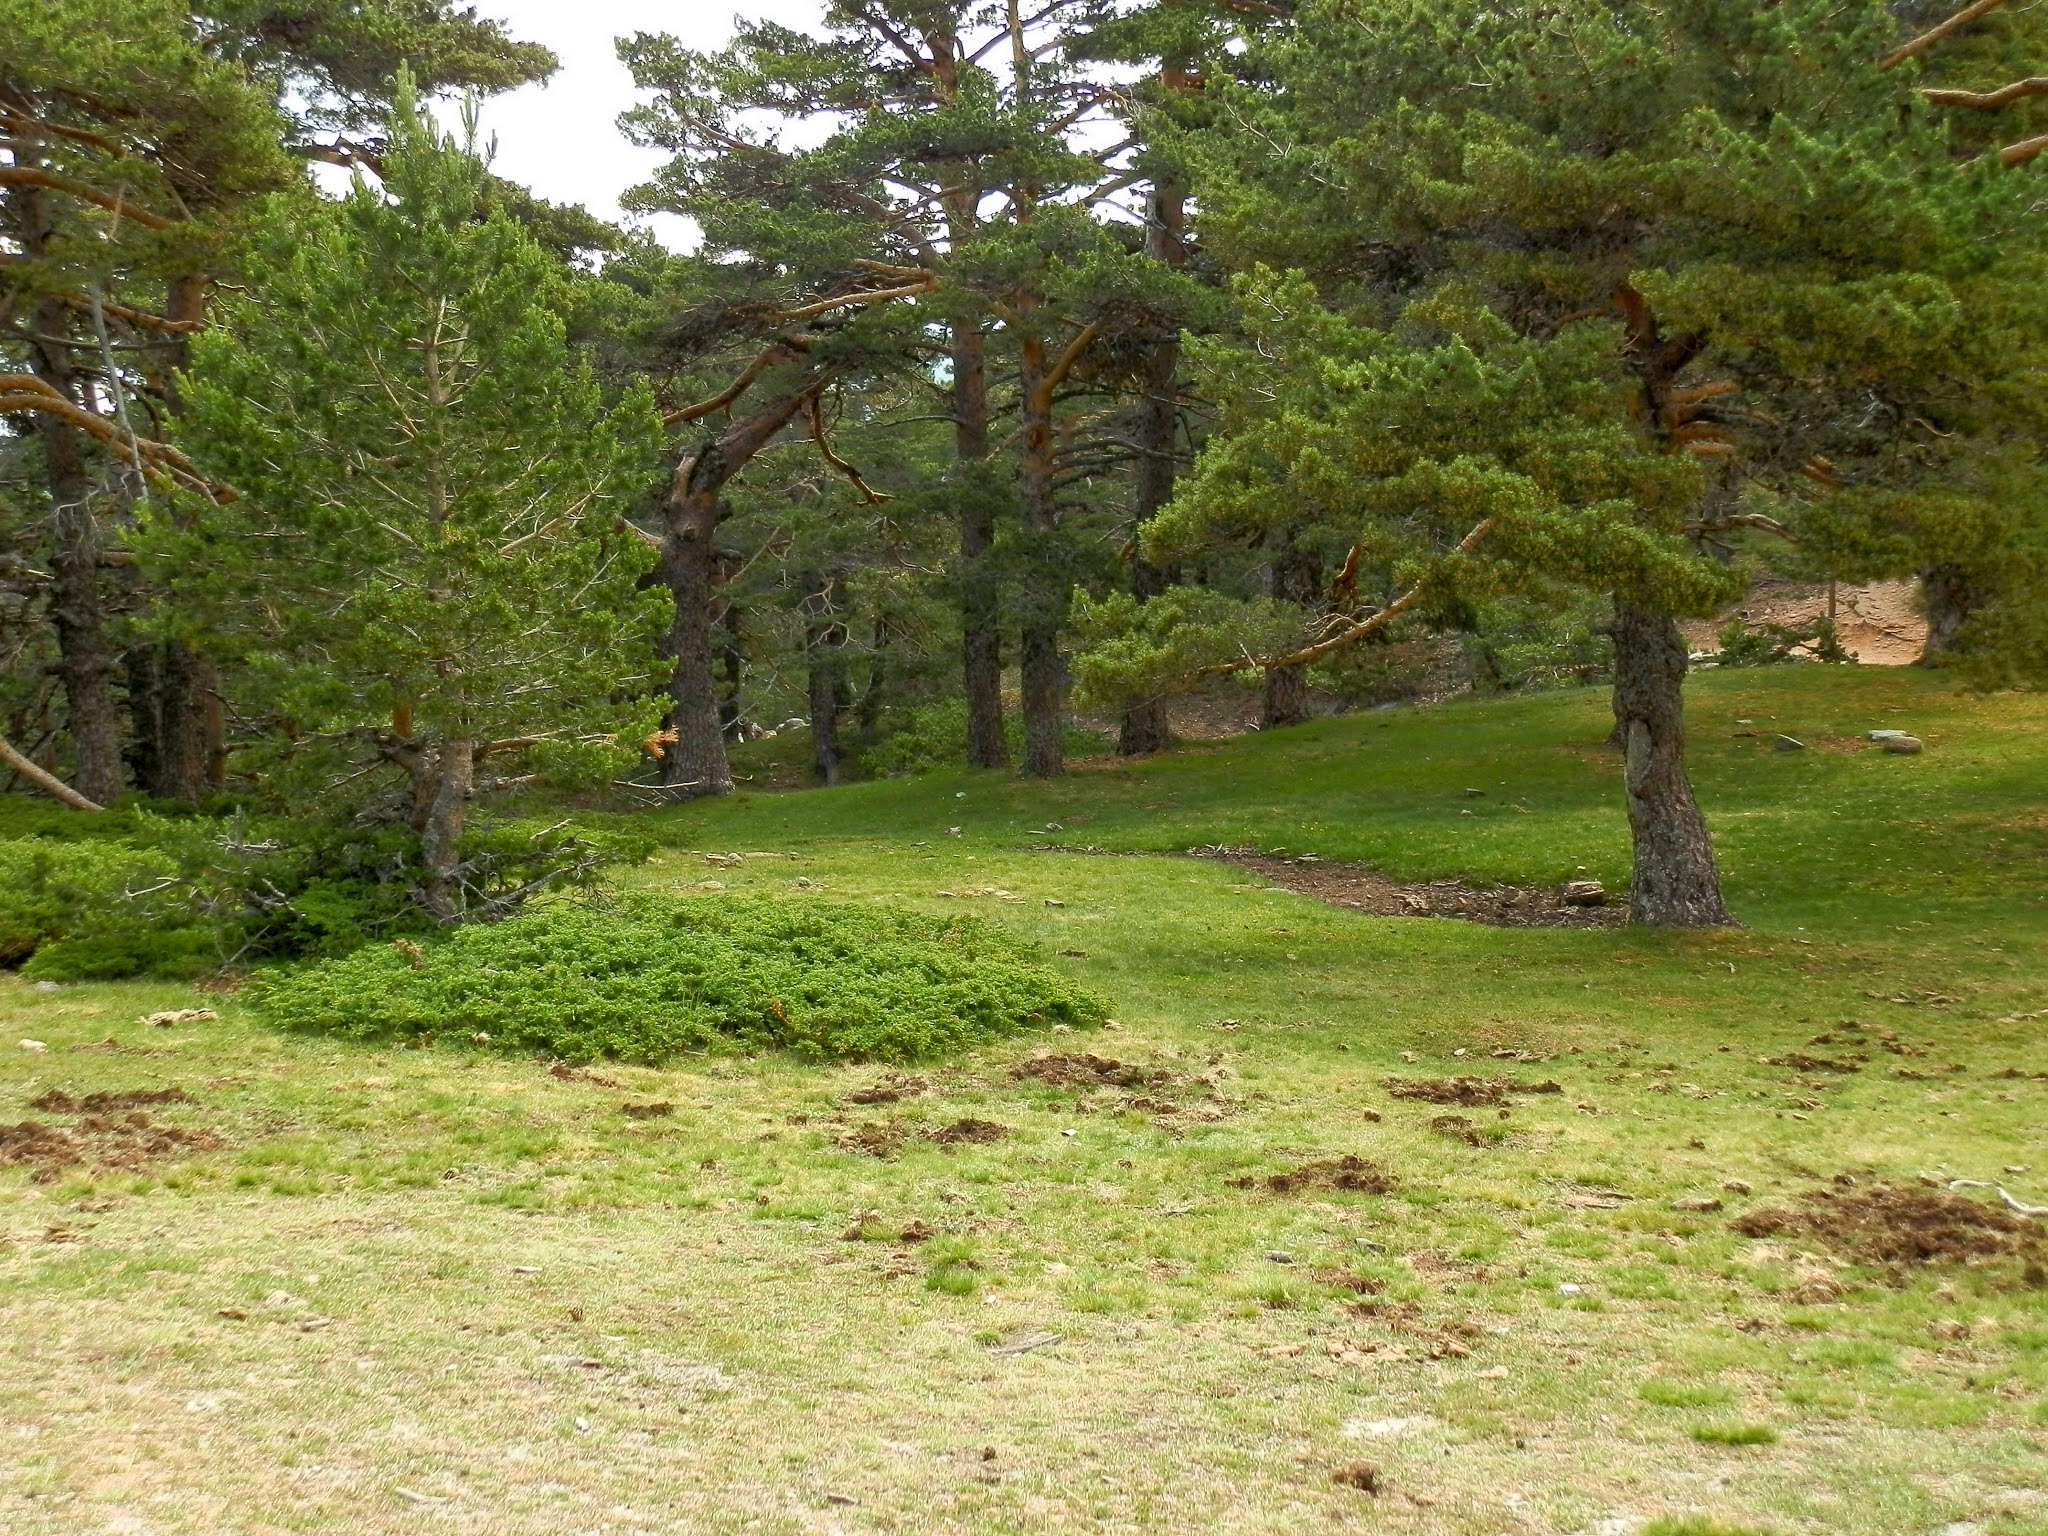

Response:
(19, 175), (124, 805)
(658, 483), (736, 797)
(718, 598), (744, 741)
(1017, 322), (1064, 779)
(1262, 541), (1322, 730)
(1917, 564), (1980, 664)
(955, 325), (1007, 768)
(418, 737), (474, 923)
(1611, 599), (1732, 928)
(803, 572), (846, 786)
(145, 278), (225, 801)
(1118, 168), (1187, 759)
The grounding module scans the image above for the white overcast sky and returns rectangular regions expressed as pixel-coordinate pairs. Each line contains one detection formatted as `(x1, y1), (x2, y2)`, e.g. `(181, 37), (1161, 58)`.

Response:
(459, 2), (829, 247)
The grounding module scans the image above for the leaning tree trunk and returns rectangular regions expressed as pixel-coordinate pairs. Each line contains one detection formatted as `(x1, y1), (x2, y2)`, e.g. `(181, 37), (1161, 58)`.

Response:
(1612, 599), (1732, 928)
(1263, 539), (1322, 730)
(1118, 166), (1188, 759)
(1016, 319), (1065, 780)
(656, 371), (824, 798)
(1917, 563), (1982, 664)
(416, 737), (474, 924)
(954, 323), (1008, 769)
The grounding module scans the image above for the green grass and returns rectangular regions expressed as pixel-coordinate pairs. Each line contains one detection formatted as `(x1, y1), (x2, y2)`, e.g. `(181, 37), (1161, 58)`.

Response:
(1, 666), (2044, 1535)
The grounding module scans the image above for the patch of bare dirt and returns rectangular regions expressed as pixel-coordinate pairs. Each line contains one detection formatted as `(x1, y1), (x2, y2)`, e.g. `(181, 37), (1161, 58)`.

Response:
(1764, 1052), (1861, 1074)
(29, 1087), (191, 1113)
(620, 1102), (674, 1119)
(1232, 1154), (1396, 1196)
(0, 1111), (224, 1183)
(844, 1073), (931, 1106)
(1192, 847), (1627, 930)
(1732, 1181), (2045, 1272)
(1386, 1076), (1562, 1106)
(834, 1122), (909, 1159)
(930, 1117), (1009, 1147)
(1427, 1114), (1495, 1146)
(1681, 576), (1928, 665)
(1011, 1054), (1174, 1090)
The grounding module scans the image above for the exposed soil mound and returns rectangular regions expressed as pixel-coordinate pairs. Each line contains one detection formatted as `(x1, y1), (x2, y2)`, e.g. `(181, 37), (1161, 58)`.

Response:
(1192, 848), (1627, 930)
(1386, 1076), (1561, 1106)
(1011, 1053), (1173, 1090)
(1732, 1182), (2045, 1271)
(1428, 1114), (1492, 1146)
(0, 1111), (224, 1183)
(1681, 577), (1927, 665)
(844, 1073), (931, 1106)
(1233, 1154), (1396, 1196)
(29, 1087), (192, 1113)
(1764, 1053), (1860, 1075)
(931, 1117), (1009, 1147)
(834, 1121), (908, 1159)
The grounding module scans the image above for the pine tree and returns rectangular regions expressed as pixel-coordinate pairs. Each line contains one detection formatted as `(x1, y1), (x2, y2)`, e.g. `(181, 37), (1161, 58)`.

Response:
(149, 91), (666, 921)
(1143, 0), (2042, 924)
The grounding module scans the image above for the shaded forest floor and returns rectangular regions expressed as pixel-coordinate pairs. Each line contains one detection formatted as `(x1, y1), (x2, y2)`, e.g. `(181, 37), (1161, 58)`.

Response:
(2, 667), (2044, 1535)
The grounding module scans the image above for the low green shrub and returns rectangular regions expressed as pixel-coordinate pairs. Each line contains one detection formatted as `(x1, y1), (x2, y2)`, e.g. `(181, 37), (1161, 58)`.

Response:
(250, 895), (1109, 1063)
(0, 808), (651, 979)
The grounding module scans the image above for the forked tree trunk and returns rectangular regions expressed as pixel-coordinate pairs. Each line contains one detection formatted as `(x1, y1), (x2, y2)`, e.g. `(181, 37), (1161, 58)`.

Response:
(1917, 563), (1982, 664)
(955, 324), (1007, 769)
(417, 737), (474, 924)
(1263, 540), (1322, 729)
(1611, 599), (1732, 928)
(657, 368), (823, 798)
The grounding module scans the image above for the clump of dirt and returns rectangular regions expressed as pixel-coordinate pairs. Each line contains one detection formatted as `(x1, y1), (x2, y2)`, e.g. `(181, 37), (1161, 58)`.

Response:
(620, 1101), (674, 1119)
(1385, 1076), (1560, 1106)
(549, 1063), (623, 1087)
(1350, 1297), (1484, 1358)
(1233, 1155), (1396, 1197)
(844, 1073), (931, 1106)
(1011, 1054), (1173, 1090)
(1765, 1053), (1860, 1075)
(1428, 1114), (1496, 1147)
(1331, 1463), (1381, 1494)
(1732, 1182), (2045, 1272)
(0, 1111), (224, 1183)
(30, 1087), (191, 1114)
(1190, 847), (1628, 930)
(930, 1117), (1009, 1147)
(835, 1122), (908, 1159)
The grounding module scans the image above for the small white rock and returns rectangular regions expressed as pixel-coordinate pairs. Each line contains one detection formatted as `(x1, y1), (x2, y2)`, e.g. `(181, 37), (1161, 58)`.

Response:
(1558, 1283), (1584, 1296)
(17, 1039), (47, 1052)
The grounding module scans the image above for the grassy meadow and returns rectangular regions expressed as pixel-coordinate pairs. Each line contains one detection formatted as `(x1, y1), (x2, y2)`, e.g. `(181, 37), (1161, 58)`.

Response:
(2, 665), (2044, 1535)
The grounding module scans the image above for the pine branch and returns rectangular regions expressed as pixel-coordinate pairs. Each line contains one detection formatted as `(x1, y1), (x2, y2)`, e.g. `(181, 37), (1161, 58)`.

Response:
(0, 167), (175, 229)
(1922, 76), (2048, 108)
(1195, 517), (1498, 679)
(2002, 132), (2048, 167)
(808, 394), (891, 504)
(1880, 0), (2009, 70)
(0, 731), (104, 811)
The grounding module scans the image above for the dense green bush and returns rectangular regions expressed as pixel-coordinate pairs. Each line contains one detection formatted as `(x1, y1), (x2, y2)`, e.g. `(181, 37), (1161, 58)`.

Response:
(0, 836), (183, 972)
(0, 804), (652, 979)
(251, 895), (1109, 1063)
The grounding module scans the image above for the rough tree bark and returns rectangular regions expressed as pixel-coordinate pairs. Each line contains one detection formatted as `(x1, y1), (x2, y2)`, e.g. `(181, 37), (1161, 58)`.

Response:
(1917, 563), (1982, 663)
(20, 170), (124, 804)
(659, 365), (825, 797)
(1015, 309), (1067, 779)
(1118, 162), (1189, 759)
(955, 323), (1008, 768)
(416, 736), (475, 923)
(1263, 539), (1322, 729)
(1611, 600), (1732, 928)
